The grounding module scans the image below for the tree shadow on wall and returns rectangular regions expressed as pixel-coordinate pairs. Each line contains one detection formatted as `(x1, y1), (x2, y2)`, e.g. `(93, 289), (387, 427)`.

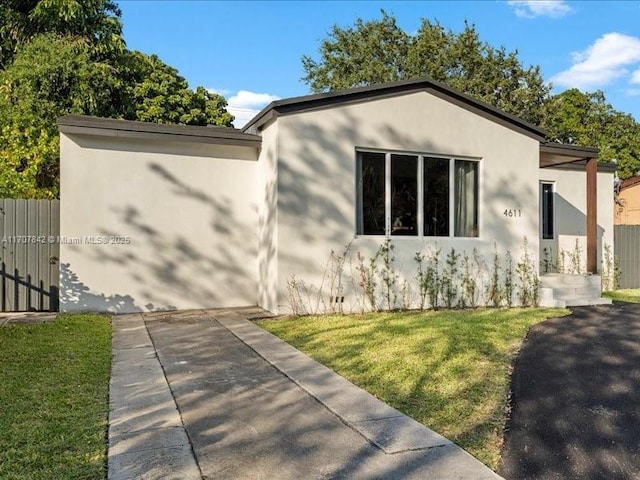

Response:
(275, 109), (540, 310)
(60, 262), (177, 313)
(65, 158), (257, 312)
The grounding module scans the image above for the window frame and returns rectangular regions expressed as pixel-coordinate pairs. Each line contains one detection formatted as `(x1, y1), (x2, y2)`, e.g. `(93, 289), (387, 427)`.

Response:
(355, 148), (481, 239)
(540, 181), (555, 240)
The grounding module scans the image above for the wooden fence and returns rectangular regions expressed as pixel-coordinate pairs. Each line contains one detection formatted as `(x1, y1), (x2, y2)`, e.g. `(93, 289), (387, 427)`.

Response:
(614, 225), (640, 289)
(0, 199), (60, 312)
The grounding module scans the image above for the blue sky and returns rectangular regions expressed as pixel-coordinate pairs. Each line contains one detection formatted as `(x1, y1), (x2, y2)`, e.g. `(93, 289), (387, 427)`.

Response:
(119, 1), (640, 127)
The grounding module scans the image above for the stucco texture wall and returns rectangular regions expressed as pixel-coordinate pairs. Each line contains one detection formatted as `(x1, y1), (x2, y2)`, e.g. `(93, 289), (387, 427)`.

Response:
(59, 133), (258, 313)
(257, 121), (279, 313)
(272, 91), (541, 314)
(615, 182), (640, 225)
(539, 166), (615, 272)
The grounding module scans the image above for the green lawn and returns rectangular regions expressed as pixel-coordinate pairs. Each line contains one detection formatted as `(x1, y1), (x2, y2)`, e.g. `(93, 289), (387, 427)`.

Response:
(0, 314), (112, 480)
(603, 289), (640, 303)
(261, 308), (568, 469)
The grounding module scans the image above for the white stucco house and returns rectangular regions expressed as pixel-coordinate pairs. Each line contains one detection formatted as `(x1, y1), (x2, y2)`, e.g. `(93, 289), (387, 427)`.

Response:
(57, 77), (616, 314)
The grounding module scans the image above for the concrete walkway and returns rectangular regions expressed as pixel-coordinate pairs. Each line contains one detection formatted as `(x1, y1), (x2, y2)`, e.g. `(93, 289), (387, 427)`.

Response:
(109, 308), (502, 480)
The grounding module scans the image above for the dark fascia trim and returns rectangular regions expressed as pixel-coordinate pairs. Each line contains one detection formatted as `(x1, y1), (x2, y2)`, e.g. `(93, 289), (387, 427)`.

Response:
(546, 159), (617, 173)
(58, 115), (262, 148)
(540, 142), (599, 158)
(242, 77), (547, 141)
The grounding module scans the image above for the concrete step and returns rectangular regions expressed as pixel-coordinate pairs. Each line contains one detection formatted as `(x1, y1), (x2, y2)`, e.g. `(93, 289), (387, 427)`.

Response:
(538, 275), (607, 308)
(539, 287), (567, 308)
(551, 286), (602, 301)
(564, 297), (613, 307)
(540, 274), (601, 288)
(540, 299), (567, 308)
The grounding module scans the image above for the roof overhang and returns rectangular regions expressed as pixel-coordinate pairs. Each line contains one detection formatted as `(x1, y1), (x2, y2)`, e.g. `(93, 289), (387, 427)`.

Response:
(540, 142), (602, 168)
(58, 115), (262, 148)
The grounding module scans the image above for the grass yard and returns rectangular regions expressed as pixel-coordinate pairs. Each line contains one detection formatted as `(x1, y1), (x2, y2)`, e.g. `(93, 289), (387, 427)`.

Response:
(0, 314), (112, 480)
(603, 289), (640, 303)
(261, 308), (568, 469)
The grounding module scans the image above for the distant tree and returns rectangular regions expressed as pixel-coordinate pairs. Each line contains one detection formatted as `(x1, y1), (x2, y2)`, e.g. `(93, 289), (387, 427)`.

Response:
(0, 33), (234, 198)
(0, 0), (123, 68)
(303, 11), (640, 174)
(0, 1), (235, 198)
(0, 34), (120, 198)
(121, 51), (233, 126)
(302, 12), (410, 91)
(543, 89), (640, 180)
(302, 11), (550, 125)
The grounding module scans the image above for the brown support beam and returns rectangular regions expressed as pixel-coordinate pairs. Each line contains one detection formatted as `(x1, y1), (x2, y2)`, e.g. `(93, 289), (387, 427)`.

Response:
(586, 157), (598, 273)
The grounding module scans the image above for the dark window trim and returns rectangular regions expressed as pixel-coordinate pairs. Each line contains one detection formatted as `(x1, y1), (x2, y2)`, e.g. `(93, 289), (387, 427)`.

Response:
(541, 182), (555, 240)
(355, 148), (480, 239)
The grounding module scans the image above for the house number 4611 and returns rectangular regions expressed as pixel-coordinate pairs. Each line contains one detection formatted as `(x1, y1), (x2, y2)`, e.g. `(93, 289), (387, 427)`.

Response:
(503, 209), (522, 218)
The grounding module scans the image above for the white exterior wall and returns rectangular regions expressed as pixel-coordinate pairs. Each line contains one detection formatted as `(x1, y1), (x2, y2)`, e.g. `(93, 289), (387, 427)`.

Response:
(60, 133), (258, 313)
(257, 121), (279, 313)
(271, 91), (541, 314)
(539, 166), (615, 272)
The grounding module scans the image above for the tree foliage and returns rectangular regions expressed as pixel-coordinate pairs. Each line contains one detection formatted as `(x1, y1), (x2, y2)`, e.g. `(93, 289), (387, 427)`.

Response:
(302, 11), (550, 125)
(542, 89), (640, 180)
(0, 0), (123, 68)
(0, 1), (234, 198)
(0, 34), (117, 198)
(406, 19), (549, 126)
(302, 12), (410, 91)
(303, 10), (640, 179)
(122, 51), (233, 126)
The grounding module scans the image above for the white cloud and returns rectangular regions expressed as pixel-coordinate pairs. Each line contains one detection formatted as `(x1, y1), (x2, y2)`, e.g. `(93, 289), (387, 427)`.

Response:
(207, 87), (233, 97)
(632, 69), (640, 84)
(224, 90), (280, 129)
(507, 0), (572, 18)
(228, 90), (280, 110)
(551, 33), (640, 89)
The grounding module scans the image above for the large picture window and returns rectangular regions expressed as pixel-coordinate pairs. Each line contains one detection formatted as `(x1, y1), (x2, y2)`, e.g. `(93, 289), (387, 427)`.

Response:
(356, 150), (479, 238)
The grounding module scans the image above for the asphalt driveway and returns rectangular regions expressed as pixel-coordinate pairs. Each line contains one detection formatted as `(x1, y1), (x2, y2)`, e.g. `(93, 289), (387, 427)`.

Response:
(499, 302), (640, 480)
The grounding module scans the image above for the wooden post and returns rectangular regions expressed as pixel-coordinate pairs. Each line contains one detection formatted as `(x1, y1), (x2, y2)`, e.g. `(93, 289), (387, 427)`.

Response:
(586, 158), (597, 274)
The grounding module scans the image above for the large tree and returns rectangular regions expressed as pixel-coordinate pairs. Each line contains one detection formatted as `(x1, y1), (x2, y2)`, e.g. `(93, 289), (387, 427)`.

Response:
(0, 34), (234, 198)
(121, 51), (233, 126)
(302, 12), (550, 125)
(302, 11), (640, 178)
(302, 12), (410, 91)
(0, 34), (120, 198)
(0, 0), (123, 68)
(0, 2), (234, 198)
(543, 89), (640, 180)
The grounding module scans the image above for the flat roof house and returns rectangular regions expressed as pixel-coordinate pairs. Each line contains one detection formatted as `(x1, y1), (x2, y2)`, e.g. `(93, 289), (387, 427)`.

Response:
(58, 77), (616, 314)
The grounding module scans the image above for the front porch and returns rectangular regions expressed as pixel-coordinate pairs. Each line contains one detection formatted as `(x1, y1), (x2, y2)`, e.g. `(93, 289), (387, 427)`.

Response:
(540, 143), (601, 273)
(538, 143), (616, 307)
